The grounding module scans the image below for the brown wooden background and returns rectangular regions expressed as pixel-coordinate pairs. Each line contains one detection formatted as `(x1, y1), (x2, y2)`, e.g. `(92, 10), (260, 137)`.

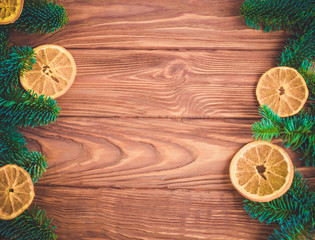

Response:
(12, 0), (314, 239)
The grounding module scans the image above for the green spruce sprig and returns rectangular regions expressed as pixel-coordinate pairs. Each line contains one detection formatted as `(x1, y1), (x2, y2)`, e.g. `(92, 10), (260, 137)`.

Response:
(240, 0), (313, 32)
(269, 215), (314, 240)
(279, 28), (315, 70)
(11, 0), (68, 34)
(0, 151), (47, 183)
(0, 205), (57, 240)
(0, 123), (27, 154)
(298, 61), (315, 110)
(244, 170), (315, 240)
(0, 121), (47, 183)
(0, 87), (60, 127)
(0, 46), (36, 91)
(0, 26), (10, 60)
(252, 105), (315, 166)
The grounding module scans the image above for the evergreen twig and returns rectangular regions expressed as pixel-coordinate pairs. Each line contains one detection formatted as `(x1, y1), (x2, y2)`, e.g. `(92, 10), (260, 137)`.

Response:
(244, 170), (315, 240)
(279, 28), (315, 70)
(11, 0), (68, 34)
(252, 105), (315, 166)
(240, 0), (313, 32)
(0, 87), (60, 127)
(0, 46), (36, 91)
(0, 26), (10, 60)
(269, 215), (314, 240)
(0, 151), (47, 183)
(0, 205), (57, 240)
(298, 60), (315, 108)
(0, 123), (27, 154)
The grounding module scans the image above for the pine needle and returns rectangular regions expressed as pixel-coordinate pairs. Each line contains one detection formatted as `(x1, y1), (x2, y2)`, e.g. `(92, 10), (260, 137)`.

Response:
(0, 46), (36, 91)
(0, 151), (47, 183)
(252, 105), (315, 166)
(244, 170), (315, 239)
(240, 0), (313, 32)
(0, 87), (60, 127)
(278, 28), (315, 70)
(11, 0), (68, 34)
(0, 205), (57, 240)
(0, 122), (27, 154)
(0, 26), (10, 60)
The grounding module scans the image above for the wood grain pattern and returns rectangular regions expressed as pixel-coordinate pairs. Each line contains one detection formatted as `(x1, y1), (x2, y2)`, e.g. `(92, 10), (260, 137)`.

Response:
(53, 49), (280, 118)
(8, 0), (313, 239)
(21, 118), (313, 240)
(34, 186), (279, 240)
(11, 0), (290, 50)
(23, 118), (314, 189)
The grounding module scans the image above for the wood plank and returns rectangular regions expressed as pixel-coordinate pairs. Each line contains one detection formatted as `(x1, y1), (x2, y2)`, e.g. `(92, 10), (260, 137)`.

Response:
(34, 186), (279, 240)
(52, 49), (281, 118)
(5, 1), (312, 239)
(11, 0), (290, 50)
(23, 118), (315, 189)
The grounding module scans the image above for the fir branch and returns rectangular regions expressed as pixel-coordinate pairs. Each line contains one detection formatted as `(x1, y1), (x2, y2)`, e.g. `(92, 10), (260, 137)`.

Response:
(299, 136), (315, 167)
(0, 151), (47, 183)
(269, 215), (314, 240)
(244, 171), (315, 239)
(252, 105), (315, 166)
(240, 0), (314, 32)
(305, 104), (315, 115)
(0, 122), (27, 154)
(0, 87), (60, 127)
(0, 26), (10, 60)
(253, 105), (314, 149)
(244, 171), (314, 225)
(298, 60), (315, 102)
(0, 46), (36, 91)
(278, 28), (315, 70)
(11, 0), (68, 34)
(0, 205), (57, 240)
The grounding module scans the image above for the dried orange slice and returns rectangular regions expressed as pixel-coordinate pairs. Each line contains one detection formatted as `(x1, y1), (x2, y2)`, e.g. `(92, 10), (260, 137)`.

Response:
(20, 44), (77, 99)
(0, 0), (23, 25)
(230, 141), (294, 202)
(256, 67), (309, 117)
(0, 164), (35, 220)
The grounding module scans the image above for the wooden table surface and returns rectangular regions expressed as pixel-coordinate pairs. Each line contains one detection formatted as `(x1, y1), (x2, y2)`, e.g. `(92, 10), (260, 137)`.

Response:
(13, 0), (314, 239)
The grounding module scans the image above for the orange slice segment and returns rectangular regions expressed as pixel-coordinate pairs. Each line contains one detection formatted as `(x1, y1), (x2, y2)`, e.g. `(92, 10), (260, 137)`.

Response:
(20, 44), (77, 99)
(0, 164), (35, 220)
(256, 67), (309, 117)
(230, 141), (294, 202)
(0, 0), (23, 25)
